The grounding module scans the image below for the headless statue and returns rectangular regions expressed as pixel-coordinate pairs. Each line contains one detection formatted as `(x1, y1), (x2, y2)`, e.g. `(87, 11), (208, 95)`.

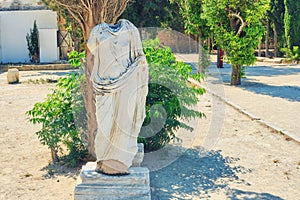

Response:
(87, 19), (148, 175)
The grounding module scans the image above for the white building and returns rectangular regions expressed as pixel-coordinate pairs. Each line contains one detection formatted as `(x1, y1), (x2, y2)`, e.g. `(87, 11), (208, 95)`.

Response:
(0, 1), (58, 63)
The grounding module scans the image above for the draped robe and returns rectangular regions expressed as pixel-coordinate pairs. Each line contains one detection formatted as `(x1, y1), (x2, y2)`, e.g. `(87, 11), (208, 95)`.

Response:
(87, 19), (148, 168)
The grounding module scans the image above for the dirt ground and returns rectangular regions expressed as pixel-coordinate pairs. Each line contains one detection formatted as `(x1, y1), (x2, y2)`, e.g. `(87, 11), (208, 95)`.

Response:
(0, 69), (299, 200)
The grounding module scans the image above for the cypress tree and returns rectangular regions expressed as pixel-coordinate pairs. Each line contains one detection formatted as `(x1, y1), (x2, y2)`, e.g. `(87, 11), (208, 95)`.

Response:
(284, 0), (300, 50)
(26, 20), (39, 63)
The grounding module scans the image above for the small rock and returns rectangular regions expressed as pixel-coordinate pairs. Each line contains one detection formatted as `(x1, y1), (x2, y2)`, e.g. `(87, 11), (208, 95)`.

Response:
(273, 159), (279, 164)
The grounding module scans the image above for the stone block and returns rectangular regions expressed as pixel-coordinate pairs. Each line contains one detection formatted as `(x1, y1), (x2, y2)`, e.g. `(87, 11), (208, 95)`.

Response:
(74, 162), (151, 200)
(7, 68), (19, 84)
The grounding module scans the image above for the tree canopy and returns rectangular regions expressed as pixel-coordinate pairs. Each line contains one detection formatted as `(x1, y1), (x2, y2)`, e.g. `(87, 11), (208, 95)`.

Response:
(43, 0), (129, 42)
(171, 0), (209, 38)
(202, 0), (270, 85)
(121, 0), (184, 32)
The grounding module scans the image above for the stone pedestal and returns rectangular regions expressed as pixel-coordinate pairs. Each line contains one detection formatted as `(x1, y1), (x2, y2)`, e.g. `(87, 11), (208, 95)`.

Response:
(74, 162), (151, 200)
(7, 68), (19, 84)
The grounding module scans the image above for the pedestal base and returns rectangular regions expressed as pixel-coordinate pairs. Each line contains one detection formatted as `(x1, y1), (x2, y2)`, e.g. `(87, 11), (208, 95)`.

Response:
(74, 162), (151, 200)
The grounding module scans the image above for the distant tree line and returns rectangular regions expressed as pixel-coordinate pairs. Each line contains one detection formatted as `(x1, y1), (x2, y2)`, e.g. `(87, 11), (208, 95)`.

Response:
(124, 0), (298, 55)
(122, 0), (299, 84)
(43, 0), (299, 60)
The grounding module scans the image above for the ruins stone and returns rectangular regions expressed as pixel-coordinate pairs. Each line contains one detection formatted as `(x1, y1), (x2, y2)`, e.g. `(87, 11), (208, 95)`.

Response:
(7, 68), (19, 84)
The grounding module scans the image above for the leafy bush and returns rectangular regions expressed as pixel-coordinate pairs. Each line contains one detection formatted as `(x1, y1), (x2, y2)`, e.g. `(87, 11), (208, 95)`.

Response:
(139, 39), (205, 151)
(67, 51), (85, 67)
(26, 71), (87, 165)
(281, 46), (300, 63)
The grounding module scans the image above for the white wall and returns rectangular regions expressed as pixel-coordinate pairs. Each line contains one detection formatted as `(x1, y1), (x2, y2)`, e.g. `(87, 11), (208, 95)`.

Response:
(39, 29), (58, 63)
(0, 10), (58, 63)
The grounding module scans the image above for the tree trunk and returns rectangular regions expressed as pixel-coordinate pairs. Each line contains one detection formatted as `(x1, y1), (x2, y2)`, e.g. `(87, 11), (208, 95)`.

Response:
(188, 36), (191, 53)
(51, 148), (59, 163)
(198, 36), (205, 74)
(83, 54), (97, 160)
(83, 23), (97, 160)
(274, 26), (278, 57)
(175, 34), (179, 53)
(258, 42), (262, 57)
(231, 64), (241, 85)
(207, 37), (211, 53)
(265, 20), (269, 58)
(217, 48), (223, 68)
(71, 20), (81, 52)
(211, 33), (214, 50)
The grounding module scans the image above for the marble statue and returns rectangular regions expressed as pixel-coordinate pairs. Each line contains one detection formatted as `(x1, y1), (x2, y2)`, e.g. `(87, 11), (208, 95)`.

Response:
(87, 19), (148, 175)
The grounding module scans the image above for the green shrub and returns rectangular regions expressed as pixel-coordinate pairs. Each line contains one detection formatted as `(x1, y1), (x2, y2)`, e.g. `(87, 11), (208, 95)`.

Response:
(281, 46), (300, 63)
(26, 71), (87, 165)
(67, 51), (85, 67)
(139, 39), (205, 151)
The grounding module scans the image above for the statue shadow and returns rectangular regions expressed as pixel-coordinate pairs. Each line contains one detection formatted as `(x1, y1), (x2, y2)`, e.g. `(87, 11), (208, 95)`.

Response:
(146, 147), (283, 200)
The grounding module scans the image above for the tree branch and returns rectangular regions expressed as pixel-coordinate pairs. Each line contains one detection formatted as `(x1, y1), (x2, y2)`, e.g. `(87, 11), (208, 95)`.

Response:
(53, 0), (78, 11)
(62, 6), (86, 40)
(79, 0), (89, 11)
(111, 0), (130, 23)
(228, 12), (247, 36)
